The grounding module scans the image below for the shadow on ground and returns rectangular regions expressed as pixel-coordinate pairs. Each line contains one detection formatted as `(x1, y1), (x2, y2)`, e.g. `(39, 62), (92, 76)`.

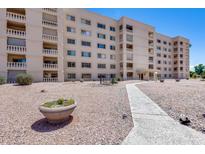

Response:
(31, 116), (73, 132)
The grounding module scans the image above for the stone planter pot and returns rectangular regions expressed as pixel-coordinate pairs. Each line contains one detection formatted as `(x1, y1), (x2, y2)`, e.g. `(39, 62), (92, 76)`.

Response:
(39, 102), (77, 124)
(160, 79), (164, 83)
(176, 79), (180, 82)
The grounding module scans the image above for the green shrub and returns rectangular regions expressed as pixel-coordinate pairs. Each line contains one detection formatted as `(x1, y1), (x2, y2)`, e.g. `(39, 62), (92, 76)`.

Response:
(117, 77), (121, 81)
(42, 98), (75, 108)
(0, 76), (5, 85)
(202, 71), (205, 79)
(111, 78), (118, 84)
(16, 73), (33, 85)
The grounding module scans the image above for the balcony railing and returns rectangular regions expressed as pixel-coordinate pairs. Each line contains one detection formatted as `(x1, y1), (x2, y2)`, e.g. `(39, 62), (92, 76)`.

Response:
(42, 20), (58, 27)
(7, 45), (26, 53)
(126, 29), (133, 33)
(42, 8), (57, 13)
(43, 63), (58, 69)
(43, 49), (58, 55)
(127, 67), (133, 70)
(7, 62), (27, 69)
(7, 28), (26, 37)
(126, 48), (133, 51)
(42, 34), (58, 41)
(43, 77), (58, 82)
(6, 12), (26, 21)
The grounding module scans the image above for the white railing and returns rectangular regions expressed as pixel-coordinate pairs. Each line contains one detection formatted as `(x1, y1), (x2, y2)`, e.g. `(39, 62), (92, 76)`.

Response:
(42, 34), (58, 41)
(43, 63), (58, 69)
(6, 12), (26, 21)
(126, 29), (133, 33)
(43, 49), (58, 55)
(43, 77), (58, 82)
(126, 48), (133, 51)
(42, 8), (57, 13)
(7, 45), (26, 53)
(127, 67), (133, 70)
(42, 20), (58, 27)
(7, 62), (27, 69)
(7, 28), (26, 37)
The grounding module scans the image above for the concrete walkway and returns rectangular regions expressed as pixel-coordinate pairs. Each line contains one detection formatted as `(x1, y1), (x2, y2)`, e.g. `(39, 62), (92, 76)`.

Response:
(122, 83), (205, 144)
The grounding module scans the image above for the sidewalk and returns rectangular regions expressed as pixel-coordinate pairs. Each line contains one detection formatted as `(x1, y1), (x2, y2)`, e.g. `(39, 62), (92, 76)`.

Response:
(122, 83), (205, 144)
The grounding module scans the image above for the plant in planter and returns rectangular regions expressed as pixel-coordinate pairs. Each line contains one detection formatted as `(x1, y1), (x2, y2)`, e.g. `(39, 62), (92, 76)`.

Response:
(111, 78), (118, 85)
(160, 79), (164, 83)
(39, 98), (77, 124)
(16, 73), (33, 85)
(176, 79), (180, 82)
(0, 76), (5, 85)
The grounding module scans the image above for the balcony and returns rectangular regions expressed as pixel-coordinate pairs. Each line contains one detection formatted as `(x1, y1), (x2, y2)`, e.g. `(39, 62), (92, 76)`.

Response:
(43, 77), (58, 82)
(43, 49), (58, 55)
(42, 20), (58, 27)
(7, 45), (26, 53)
(7, 28), (26, 38)
(7, 62), (26, 69)
(6, 12), (26, 22)
(42, 8), (57, 14)
(43, 63), (58, 70)
(42, 34), (58, 41)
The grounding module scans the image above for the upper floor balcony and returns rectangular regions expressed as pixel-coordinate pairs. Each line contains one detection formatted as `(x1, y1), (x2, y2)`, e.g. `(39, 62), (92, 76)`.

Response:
(7, 45), (26, 54)
(43, 63), (58, 70)
(43, 49), (58, 55)
(6, 9), (26, 22)
(42, 34), (58, 41)
(7, 62), (27, 70)
(42, 8), (57, 14)
(42, 20), (58, 27)
(7, 28), (26, 38)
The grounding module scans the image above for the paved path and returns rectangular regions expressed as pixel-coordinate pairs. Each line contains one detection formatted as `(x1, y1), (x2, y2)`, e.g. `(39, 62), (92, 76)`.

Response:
(122, 83), (205, 144)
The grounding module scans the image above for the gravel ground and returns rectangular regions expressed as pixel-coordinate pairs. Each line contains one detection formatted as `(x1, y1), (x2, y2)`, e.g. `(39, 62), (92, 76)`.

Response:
(137, 79), (205, 134)
(0, 81), (134, 145)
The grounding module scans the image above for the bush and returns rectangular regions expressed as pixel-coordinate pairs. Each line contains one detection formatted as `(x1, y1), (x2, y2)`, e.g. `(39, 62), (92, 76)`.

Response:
(111, 78), (118, 85)
(0, 76), (5, 85)
(16, 73), (33, 85)
(42, 98), (75, 108)
(202, 71), (205, 79)
(117, 77), (121, 81)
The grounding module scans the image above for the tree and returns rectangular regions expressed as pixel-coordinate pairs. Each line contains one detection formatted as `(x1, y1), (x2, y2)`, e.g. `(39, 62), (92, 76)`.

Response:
(190, 71), (196, 78)
(194, 64), (205, 76)
(202, 71), (205, 79)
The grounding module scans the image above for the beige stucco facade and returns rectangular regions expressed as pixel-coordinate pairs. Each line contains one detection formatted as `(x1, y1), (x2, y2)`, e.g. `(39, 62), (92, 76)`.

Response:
(0, 8), (190, 82)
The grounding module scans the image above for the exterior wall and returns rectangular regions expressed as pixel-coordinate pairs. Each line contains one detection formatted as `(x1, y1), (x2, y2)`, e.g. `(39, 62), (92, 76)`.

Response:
(0, 9), (7, 80)
(0, 8), (190, 82)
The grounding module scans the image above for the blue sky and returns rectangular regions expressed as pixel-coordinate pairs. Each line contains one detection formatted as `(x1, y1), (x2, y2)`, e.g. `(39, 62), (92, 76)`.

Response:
(87, 8), (205, 70)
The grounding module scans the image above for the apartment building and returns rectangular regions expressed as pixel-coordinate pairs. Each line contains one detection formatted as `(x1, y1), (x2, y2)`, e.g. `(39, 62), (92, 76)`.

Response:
(0, 8), (190, 82)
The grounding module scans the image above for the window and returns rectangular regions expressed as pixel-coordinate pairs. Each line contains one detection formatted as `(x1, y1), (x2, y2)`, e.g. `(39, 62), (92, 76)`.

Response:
(67, 50), (76, 56)
(164, 54), (167, 58)
(67, 27), (76, 33)
(97, 23), (106, 29)
(180, 41), (183, 45)
(97, 33), (106, 39)
(119, 25), (123, 31)
(163, 41), (167, 45)
(110, 74), (116, 78)
(68, 73), (76, 79)
(110, 64), (116, 69)
(174, 41), (178, 46)
(164, 48), (167, 51)
(157, 46), (161, 50)
(119, 34), (123, 42)
(180, 54), (183, 58)
(126, 25), (133, 32)
(158, 60), (161, 64)
(110, 45), (116, 50)
(98, 74), (106, 79)
(157, 67), (161, 70)
(67, 39), (75, 44)
(110, 35), (115, 41)
(126, 44), (133, 50)
(81, 41), (91, 47)
(157, 53), (161, 57)
(82, 63), (91, 68)
(126, 34), (133, 42)
(180, 60), (183, 64)
(81, 51), (91, 57)
(174, 48), (178, 52)
(110, 54), (116, 60)
(81, 30), (91, 36)
(148, 64), (154, 69)
(97, 43), (106, 49)
(98, 64), (106, 69)
(97, 53), (106, 59)
(81, 18), (91, 25)
(110, 26), (115, 32)
(157, 39), (161, 43)
(82, 74), (91, 79)
(180, 67), (183, 71)
(180, 48), (183, 52)
(67, 62), (75, 67)
(67, 15), (75, 21)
